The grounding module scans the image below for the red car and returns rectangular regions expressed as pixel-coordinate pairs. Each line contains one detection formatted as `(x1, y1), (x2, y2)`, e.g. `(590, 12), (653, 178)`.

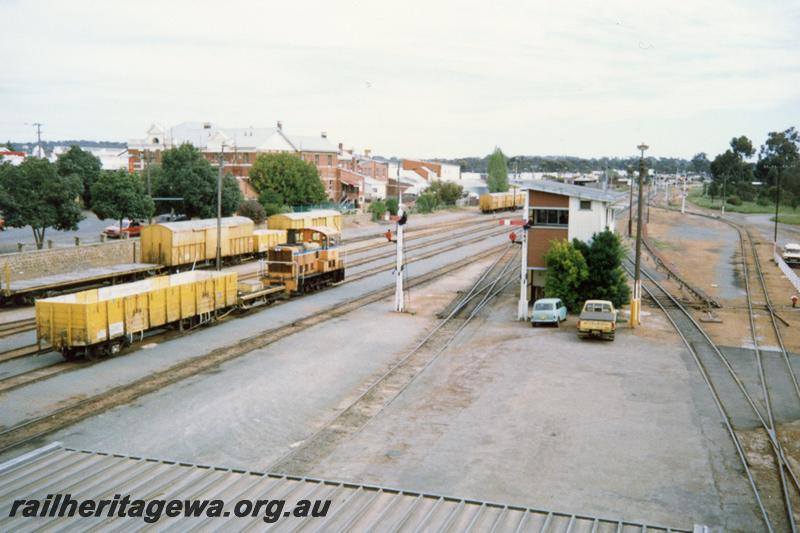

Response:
(103, 220), (142, 238)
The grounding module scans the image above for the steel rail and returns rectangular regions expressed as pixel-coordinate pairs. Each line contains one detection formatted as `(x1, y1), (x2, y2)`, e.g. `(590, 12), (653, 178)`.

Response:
(622, 259), (773, 531)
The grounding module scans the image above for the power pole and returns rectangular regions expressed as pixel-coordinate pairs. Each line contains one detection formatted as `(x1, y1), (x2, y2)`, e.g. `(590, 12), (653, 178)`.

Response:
(774, 166), (782, 256)
(627, 168), (634, 237)
(145, 150), (153, 224)
(630, 142), (648, 328)
(216, 144), (225, 271)
(27, 123), (43, 157)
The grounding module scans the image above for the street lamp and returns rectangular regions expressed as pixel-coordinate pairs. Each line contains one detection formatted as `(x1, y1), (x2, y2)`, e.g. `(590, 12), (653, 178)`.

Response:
(630, 142), (648, 328)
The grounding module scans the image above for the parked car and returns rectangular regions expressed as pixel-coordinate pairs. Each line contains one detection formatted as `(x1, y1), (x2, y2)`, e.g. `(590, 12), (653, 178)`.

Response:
(577, 300), (617, 340)
(782, 243), (800, 267)
(155, 213), (189, 223)
(103, 220), (142, 238)
(531, 298), (567, 327)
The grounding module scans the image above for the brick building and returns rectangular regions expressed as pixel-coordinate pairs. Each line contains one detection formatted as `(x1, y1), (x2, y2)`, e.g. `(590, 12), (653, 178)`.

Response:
(128, 122), (341, 201)
(521, 180), (624, 301)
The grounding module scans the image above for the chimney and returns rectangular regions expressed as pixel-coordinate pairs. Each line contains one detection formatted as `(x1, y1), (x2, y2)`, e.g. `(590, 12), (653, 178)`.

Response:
(277, 121), (282, 131)
(321, 131), (327, 139)
(338, 142), (343, 152)
(203, 122), (212, 129)
(365, 148), (371, 158)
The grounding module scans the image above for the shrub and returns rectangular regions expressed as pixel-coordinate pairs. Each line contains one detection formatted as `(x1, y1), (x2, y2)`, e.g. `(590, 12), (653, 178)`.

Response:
(386, 198), (399, 216)
(238, 199), (266, 224)
(726, 195), (742, 206)
(368, 200), (387, 221)
(415, 193), (438, 214)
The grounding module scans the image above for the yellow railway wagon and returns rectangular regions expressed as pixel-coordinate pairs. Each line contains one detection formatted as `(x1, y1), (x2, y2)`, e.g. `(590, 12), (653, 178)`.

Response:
(252, 229), (287, 254)
(479, 192), (525, 213)
(267, 210), (342, 234)
(36, 271), (238, 359)
(140, 217), (255, 267)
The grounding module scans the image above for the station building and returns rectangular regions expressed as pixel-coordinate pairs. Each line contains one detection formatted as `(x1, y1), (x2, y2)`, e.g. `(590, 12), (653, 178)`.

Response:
(520, 180), (625, 300)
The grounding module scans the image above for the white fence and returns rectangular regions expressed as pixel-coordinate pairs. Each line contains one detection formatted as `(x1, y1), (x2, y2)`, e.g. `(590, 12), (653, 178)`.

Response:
(774, 252), (800, 292)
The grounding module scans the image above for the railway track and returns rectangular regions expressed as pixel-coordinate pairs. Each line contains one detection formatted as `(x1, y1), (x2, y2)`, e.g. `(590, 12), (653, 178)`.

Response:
(0, 225), (513, 395)
(0, 240), (512, 454)
(627, 251), (800, 532)
(0, 216), (500, 340)
(269, 244), (521, 474)
(0, 318), (36, 338)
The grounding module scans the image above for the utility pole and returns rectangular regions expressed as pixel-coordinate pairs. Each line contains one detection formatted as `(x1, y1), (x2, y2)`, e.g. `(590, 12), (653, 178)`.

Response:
(145, 149), (153, 224)
(774, 166), (782, 256)
(681, 173), (687, 214)
(518, 192), (530, 320)
(630, 142), (648, 328)
(721, 173), (727, 215)
(627, 168), (634, 237)
(27, 123), (43, 157)
(216, 144), (225, 271)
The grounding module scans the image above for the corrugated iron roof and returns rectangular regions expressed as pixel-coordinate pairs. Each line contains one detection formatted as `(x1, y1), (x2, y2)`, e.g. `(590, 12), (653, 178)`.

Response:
(271, 210), (342, 220)
(519, 180), (626, 203)
(0, 443), (693, 532)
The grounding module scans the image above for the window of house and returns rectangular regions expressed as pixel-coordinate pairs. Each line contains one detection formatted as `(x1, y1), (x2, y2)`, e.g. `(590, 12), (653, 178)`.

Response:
(579, 200), (591, 210)
(315, 154), (320, 165)
(530, 208), (569, 227)
(327, 155), (333, 166)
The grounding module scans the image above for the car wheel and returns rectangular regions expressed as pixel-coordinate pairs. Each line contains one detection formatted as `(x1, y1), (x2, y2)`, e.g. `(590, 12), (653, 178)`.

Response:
(531, 322), (537, 328)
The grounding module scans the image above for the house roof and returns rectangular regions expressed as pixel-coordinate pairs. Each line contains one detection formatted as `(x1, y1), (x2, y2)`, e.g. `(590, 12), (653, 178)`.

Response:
(0, 443), (691, 532)
(154, 216), (254, 231)
(285, 134), (338, 153)
(519, 180), (626, 203)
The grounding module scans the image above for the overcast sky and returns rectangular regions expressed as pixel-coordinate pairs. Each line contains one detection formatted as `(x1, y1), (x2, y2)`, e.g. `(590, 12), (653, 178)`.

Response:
(2, 0), (798, 159)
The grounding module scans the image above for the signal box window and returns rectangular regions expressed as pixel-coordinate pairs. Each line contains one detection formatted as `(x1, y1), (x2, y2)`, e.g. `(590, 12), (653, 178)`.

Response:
(579, 200), (591, 210)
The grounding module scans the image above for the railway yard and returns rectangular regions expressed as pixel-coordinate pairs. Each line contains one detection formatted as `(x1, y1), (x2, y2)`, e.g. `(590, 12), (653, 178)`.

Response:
(1, 202), (800, 532)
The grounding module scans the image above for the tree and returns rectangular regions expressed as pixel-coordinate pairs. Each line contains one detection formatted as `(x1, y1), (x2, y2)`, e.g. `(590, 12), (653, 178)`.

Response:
(709, 136), (754, 199)
(486, 147), (509, 192)
(249, 153), (326, 210)
(154, 144), (242, 218)
(90, 170), (154, 229)
(238, 199), (267, 224)
(427, 180), (463, 205)
(572, 230), (630, 308)
(0, 158), (84, 248)
(56, 145), (103, 207)
(755, 128), (800, 194)
(415, 192), (439, 214)
(543, 239), (588, 312)
(690, 152), (710, 175)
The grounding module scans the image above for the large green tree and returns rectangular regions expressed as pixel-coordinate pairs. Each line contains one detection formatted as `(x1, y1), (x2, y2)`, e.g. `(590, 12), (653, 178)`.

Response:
(690, 152), (710, 175)
(154, 144), (242, 219)
(0, 158), (84, 248)
(249, 153), (326, 211)
(56, 145), (103, 207)
(543, 239), (588, 312)
(486, 147), (509, 192)
(90, 170), (154, 229)
(709, 136), (755, 200)
(755, 127), (800, 195)
(572, 230), (630, 308)
(427, 180), (463, 205)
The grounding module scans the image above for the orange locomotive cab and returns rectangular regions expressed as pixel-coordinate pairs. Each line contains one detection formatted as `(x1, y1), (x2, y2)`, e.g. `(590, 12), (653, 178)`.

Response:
(266, 226), (345, 294)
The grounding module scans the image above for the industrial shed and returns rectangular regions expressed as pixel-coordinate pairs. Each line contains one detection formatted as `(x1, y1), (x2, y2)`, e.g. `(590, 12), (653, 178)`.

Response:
(0, 443), (697, 532)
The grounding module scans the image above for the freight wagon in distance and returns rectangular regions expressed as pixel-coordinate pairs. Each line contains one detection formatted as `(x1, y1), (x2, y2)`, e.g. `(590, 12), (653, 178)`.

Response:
(479, 191), (525, 213)
(267, 210), (342, 234)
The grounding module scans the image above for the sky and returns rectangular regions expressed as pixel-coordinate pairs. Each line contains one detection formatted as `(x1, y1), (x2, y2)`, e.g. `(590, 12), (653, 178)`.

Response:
(1, 0), (798, 160)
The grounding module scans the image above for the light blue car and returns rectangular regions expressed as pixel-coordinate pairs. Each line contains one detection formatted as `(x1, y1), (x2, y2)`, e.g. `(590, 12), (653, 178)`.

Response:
(531, 298), (568, 327)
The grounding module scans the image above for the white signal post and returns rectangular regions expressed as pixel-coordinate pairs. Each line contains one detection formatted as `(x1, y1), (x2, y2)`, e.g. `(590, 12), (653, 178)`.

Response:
(681, 175), (687, 214)
(393, 206), (407, 313)
(499, 218), (529, 320)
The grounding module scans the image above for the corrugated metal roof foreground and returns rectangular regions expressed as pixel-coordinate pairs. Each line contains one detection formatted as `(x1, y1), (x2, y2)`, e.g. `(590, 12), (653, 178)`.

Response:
(0, 443), (696, 532)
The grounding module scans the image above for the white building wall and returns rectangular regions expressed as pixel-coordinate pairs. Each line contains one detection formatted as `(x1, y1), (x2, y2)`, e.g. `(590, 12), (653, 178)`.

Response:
(567, 197), (612, 242)
(438, 162), (461, 181)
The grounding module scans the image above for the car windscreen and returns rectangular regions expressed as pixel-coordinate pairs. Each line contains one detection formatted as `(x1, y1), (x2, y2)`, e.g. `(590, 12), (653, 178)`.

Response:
(534, 303), (554, 310)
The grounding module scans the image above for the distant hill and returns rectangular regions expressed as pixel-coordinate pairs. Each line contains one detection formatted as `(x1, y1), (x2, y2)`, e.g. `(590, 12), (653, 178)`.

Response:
(431, 154), (693, 174)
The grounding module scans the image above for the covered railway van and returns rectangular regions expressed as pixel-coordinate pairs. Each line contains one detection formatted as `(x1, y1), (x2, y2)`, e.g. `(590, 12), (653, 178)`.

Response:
(140, 217), (255, 267)
(267, 210), (342, 234)
(479, 191), (525, 213)
(36, 271), (238, 359)
(252, 229), (287, 254)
